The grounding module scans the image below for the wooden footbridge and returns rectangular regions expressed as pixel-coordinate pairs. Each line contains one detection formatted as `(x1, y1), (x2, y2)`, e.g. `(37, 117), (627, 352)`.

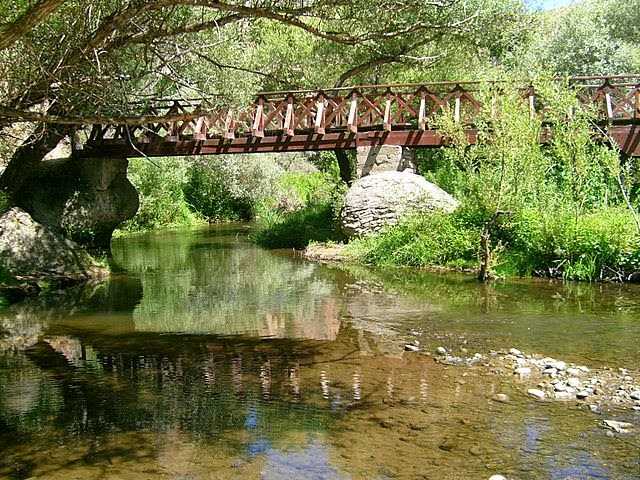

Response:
(78, 75), (640, 158)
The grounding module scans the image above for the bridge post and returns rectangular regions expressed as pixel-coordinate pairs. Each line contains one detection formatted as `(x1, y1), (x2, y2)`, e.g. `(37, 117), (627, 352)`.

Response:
(356, 145), (417, 177)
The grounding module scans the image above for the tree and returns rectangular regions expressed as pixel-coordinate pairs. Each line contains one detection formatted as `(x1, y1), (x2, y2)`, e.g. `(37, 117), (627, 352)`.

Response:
(0, 0), (525, 199)
(504, 0), (640, 77)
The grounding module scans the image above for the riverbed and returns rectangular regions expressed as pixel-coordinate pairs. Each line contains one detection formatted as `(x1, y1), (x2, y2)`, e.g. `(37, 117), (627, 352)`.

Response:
(1, 225), (638, 479)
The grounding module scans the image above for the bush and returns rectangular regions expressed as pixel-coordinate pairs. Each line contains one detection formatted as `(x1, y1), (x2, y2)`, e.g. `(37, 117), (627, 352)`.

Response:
(253, 202), (343, 249)
(119, 157), (201, 233)
(346, 212), (480, 269)
(184, 156), (283, 222)
(253, 160), (346, 249)
(498, 207), (640, 281)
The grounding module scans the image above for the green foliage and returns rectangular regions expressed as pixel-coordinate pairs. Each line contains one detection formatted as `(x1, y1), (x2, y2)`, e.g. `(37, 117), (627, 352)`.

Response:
(119, 157), (201, 233)
(507, 0), (640, 76)
(346, 212), (480, 270)
(253, 202), (343, 250)
(497, 207), (640, 281)
(356, 80), (640, 281)
(253, 166), (346, 249)
(0, 191), (8, 214)
(183, 157), (282, 222)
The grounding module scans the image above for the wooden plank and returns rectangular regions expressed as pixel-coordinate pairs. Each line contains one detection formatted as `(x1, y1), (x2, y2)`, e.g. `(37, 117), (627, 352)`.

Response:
(454, 96), (461, 123)
(315, 94), (326, 135)
(418, 93), (426, 131)
(348, 92), (358, 133)
(605, 91), (614, 120)
(252, 98), (265, 137)
(383, 94), (392, 132)
(283, 97), (295, 136)
(194, 116), (207, 141)
(529, 94), (536, 119)
(224, 110), (235, 140)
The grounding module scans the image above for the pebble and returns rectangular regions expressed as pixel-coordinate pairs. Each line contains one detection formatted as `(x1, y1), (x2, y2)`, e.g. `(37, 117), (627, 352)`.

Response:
(528, 389), (546, 400)
(576, 390), (591, 399)
(509, 348), (522, 357)
(554, 383), (568, 392)
(630, 391), (640, 401)
(543, 368), (557, 376)
(554, 361), (567, 371)
(492, 394), (510, 404)
(566, 368), (583, 376)
(436, 347), (447, 356)
(603, 420), (633, 433)
(554, 391), (573, 401)
(404, 344), (420, 352)
(567, 378), (582, 388)
(514, 367), (532, 376)
(489, 476), (507, 480)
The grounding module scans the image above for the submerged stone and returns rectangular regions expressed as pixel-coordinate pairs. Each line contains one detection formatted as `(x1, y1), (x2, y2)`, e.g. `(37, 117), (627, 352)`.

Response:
(527, 389), (546, 400)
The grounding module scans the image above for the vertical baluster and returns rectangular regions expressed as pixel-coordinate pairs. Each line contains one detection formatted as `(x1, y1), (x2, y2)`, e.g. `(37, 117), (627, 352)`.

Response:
(252, 96), (265, 137)
(315, 92), (326, 135)
(418, 90), (427, 131)
(635, 84), (640, 119)
(348, 91), (358, 133)
(528, 86), (536, 119)
(194, 116), (207, 141)
(224, 110), (235, 140)
(605, 91), (614, 121)
(454, 95), (461, 124)
(383, 90), (393, 132)
(283, 95), (295, 136)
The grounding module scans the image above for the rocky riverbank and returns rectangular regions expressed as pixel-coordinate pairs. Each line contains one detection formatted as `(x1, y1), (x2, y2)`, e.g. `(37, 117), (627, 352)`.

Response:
(402, 341), (639, 432)
(0, 208), (108, 304)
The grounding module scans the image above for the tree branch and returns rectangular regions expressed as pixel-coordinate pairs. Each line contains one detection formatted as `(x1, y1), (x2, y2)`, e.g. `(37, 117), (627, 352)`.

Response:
(0, 0), (66, 51)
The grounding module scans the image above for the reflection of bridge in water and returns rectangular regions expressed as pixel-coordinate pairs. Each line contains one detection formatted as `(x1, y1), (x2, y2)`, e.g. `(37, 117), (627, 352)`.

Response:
(76, 75), (640, 158)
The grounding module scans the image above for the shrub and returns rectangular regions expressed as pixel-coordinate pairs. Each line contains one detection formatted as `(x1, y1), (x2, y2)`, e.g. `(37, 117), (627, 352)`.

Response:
(119, 157), (201, 233)
(184, 156), (283, 222)
(498, 207), (640, 281)
(253, 159), (346, 249)
(253, 202), (343, 249)
(346, 212), (480, 269)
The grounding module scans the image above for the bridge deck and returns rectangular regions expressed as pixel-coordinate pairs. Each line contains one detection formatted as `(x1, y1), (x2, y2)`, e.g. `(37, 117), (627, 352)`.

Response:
(77, 76), (640, 157)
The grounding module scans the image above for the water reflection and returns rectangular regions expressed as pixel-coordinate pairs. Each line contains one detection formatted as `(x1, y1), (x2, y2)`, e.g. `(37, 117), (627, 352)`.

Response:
(0, 225), (638, 479)
(112, 227), (342, 340)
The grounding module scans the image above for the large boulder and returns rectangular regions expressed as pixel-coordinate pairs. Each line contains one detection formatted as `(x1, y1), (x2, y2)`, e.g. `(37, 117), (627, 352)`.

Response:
(16, 156), (139, 249)
(0, 208), (105, 281)
(340, 171), (458, 237)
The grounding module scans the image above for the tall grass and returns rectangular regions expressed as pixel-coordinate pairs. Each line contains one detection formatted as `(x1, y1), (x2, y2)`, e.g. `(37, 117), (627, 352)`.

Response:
(253, 166), (346, 249)
(348, 78), (640, 281)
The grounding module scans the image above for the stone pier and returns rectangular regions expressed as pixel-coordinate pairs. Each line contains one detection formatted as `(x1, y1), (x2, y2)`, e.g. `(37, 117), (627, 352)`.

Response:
(356, 145), (417, 177)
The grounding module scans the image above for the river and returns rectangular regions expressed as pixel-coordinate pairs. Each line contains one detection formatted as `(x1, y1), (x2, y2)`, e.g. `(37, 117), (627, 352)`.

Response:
(0, 225), (638, 479)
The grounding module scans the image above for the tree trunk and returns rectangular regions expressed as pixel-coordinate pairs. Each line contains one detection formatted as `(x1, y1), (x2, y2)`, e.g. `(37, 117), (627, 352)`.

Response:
(0, 125), (68, 200)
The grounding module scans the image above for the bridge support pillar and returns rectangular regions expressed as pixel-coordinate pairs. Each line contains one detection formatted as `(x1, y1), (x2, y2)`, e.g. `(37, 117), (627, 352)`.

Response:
(16, 156), (139, 250)
(356, 145), (416, 177)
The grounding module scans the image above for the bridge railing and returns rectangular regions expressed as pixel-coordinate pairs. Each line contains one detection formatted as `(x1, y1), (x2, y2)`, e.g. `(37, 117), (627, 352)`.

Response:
(85, 76), (640, 145)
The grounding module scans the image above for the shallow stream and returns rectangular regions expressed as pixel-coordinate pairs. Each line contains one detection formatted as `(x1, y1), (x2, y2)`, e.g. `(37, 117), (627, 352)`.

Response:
(1, 226), (638, 479)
